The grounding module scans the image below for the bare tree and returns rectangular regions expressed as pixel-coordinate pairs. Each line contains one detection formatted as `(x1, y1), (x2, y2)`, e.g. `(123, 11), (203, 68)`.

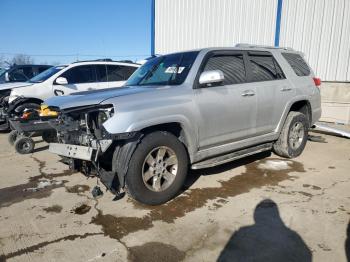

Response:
(11, 54), (34, 65)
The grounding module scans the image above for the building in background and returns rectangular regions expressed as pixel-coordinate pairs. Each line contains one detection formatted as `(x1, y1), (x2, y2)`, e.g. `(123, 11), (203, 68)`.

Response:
(152, 0), (350, 124)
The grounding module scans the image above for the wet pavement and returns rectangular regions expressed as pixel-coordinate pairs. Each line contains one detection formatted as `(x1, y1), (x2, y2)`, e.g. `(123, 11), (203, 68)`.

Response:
(0, 131), (349, 261)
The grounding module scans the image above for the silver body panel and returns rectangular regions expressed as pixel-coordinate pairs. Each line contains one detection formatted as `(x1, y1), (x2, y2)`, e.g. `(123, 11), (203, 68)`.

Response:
(44, 47), (322, 165)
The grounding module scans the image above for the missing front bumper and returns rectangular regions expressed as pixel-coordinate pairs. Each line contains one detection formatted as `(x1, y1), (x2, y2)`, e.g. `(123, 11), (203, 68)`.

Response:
(49, 143), (96, 161)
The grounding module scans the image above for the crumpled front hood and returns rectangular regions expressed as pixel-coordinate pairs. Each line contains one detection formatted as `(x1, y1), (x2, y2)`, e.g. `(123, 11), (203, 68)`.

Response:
(0, 82), (33, 91)
(44, 86), (154, 110)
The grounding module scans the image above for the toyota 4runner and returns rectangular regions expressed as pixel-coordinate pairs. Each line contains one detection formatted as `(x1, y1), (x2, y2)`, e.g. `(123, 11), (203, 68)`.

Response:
(45, 45), (322, 205)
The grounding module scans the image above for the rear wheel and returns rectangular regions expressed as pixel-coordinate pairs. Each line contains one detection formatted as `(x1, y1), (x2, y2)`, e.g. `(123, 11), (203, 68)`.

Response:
(14, 136), (35, 154)
(273, 111), (308, 158)
(125, 131), (188, 205)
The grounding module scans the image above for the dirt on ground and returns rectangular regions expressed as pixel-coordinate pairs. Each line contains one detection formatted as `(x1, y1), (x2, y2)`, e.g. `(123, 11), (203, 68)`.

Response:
(0, 129), (349, 262)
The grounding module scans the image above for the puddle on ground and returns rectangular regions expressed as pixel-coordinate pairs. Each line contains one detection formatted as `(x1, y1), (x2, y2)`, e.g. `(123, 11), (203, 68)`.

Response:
(66, 185), (90, 194)
(92, 157), (305, 239)
(43, 205), (62, 213)
(91, 210), (153, 239)
(128, 242), (186, 262)
(0, 157), (73, 208)
(72, 204), (91, 215)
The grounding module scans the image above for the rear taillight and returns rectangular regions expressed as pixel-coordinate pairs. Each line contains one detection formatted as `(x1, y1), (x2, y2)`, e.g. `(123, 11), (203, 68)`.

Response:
(313, 77), (321, 87)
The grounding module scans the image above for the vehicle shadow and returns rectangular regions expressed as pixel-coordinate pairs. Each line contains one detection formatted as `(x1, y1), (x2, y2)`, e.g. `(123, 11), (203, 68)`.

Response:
(33, 145), (49, 153)
(346, 220), (350, 262)
(183, 151), (271, 191)
(217, 199), (312, 262)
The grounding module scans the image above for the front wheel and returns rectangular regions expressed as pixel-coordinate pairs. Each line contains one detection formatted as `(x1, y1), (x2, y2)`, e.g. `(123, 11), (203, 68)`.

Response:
(14, 136), (35, 154)
(124, 131), (189, 205)
(273, 111), (308, 158)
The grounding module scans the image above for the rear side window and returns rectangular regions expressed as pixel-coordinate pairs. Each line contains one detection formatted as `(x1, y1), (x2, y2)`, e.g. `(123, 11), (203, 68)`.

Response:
(106, 65), (124, 81)
(249, 54), (285, 82)
(282, 53), (310, 76)
(96, 65), (108, 82)
(203, 54), (246, 85)
(119, 66), (137, 80)
(61, 65), (96, 84)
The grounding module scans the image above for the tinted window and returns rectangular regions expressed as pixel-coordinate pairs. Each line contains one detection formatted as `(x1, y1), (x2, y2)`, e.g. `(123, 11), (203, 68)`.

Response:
(96, 65), (107, 82)
(61, 65), (96, 84)
(106, 65), (124, 81)
(249, 54), (284, 81)
(38, 66), (51, 73)
(29, 66), (66, 83)
(203, 54), (246, 85)
(119, 66), (137, 80)
(282, 53), (310, 76)
(23, 67), (34, 79)
(8, 68), (28, 82)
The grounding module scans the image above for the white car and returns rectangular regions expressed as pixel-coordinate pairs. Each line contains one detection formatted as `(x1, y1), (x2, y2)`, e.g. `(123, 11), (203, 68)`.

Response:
(0, 60), (139, 130)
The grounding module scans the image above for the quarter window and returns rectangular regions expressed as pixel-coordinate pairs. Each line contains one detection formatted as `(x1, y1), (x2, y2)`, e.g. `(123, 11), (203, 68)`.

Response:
(203, 54), (246, 85)
(249, 54), (284, 81)
(282, 53), (310, 76)
(61, 65), (96, 84)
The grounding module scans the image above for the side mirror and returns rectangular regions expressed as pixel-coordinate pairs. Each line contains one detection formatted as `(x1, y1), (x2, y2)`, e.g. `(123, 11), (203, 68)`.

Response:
(199, 70), (224, 87)
(55, 77), (68, 85)
(4, 72), (9, 82)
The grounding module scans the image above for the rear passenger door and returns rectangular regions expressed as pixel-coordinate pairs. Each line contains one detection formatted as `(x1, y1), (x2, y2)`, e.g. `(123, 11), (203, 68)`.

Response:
(247, 51), (293, 135)
(194, 51), (257, 149)
(106, 65), (137, 88)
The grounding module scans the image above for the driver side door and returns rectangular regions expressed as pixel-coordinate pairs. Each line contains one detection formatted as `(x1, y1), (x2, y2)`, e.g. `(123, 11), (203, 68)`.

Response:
(52, 65), (97, 96)
(194, 51), (257, 149)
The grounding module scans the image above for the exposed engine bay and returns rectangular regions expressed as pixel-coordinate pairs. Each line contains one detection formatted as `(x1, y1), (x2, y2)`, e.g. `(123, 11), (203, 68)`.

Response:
(48, 104), (142, 196)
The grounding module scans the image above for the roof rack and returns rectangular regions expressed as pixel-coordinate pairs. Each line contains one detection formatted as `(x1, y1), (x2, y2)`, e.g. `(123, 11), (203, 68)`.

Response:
(235, 43), (294, 51)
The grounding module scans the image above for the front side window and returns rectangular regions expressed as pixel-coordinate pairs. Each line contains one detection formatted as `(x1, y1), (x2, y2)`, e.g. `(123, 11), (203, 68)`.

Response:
(282, 53), (310, 76)
(249, 54), (285, 82)
(60, 65), (96, 84)
(126, 51), (199, 86)
(29, 66), (66, 83)
(203, 54), (246, 85)
(8, 68), (28, 82)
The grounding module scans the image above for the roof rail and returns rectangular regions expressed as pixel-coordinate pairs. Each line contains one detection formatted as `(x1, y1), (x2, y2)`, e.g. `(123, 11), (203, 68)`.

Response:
(72, 58), (137, 64)
(235, 43), (294, 51)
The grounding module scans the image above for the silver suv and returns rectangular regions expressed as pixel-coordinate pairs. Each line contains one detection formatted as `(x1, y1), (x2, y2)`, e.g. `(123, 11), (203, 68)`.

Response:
(46, 45), (322, 205)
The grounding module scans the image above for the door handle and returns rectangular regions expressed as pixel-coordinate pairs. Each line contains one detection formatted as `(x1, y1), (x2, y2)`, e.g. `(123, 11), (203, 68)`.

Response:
(241, 90), (255, 97)
(54, 89), (64, 96)
(281, 86), (292, 91)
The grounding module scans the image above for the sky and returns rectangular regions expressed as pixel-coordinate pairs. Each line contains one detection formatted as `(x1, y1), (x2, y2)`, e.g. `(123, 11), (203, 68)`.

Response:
(0, 0), (152, 65)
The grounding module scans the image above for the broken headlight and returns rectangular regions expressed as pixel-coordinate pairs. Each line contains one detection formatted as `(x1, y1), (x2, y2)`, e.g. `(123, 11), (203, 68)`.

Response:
(96, 106), (114, 128)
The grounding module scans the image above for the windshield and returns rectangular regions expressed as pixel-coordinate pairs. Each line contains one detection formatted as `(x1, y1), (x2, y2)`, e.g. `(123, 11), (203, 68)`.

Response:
(0, 68), (7, 76)
(126, 51), (199, 86)
(28, 65), (67, 83)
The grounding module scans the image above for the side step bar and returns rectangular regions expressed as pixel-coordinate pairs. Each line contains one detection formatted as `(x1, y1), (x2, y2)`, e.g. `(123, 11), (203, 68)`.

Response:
(191, 143), (273, 170)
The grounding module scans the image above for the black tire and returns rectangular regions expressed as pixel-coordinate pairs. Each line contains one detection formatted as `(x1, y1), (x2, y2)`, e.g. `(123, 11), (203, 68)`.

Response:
(14, 103), (40, 116)
(8, 130), (19, 146)
(42, 130), (57, 143)
(14, 136), (35, 154)
(124, 131), (189, 205)
(273, 111), (308, 158)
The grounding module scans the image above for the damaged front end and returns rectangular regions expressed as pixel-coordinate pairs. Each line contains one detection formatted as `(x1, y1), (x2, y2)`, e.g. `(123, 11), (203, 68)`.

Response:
(48, 104), (141, 197)
(0, 89), (11, 130)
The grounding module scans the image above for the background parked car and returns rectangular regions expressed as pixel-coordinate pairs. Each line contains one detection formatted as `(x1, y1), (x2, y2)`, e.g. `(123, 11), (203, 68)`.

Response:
(0, 59), (140, 130)
(0, 64), (52, 84)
